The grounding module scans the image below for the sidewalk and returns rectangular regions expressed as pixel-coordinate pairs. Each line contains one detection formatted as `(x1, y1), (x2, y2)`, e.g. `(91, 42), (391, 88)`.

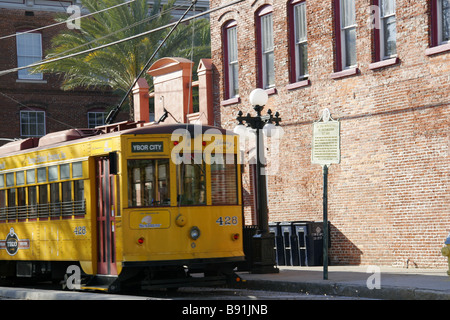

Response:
(235, 265), (450, 300)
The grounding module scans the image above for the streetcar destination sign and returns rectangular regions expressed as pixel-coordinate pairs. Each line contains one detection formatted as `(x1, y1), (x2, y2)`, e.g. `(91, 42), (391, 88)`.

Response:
(311, 117), (340, 165)
(131, 141), (164, 153)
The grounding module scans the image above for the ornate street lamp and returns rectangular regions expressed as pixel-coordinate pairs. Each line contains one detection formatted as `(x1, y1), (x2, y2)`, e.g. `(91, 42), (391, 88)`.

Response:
(234, 88), (282, 274)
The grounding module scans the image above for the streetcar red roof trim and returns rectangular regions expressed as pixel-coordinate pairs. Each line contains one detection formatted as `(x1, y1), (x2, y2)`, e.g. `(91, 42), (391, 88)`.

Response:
(0, 123), (236, 157)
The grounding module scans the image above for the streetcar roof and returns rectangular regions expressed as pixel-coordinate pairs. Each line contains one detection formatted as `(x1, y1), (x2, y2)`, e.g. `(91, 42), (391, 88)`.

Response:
(0, 123), (235, 157)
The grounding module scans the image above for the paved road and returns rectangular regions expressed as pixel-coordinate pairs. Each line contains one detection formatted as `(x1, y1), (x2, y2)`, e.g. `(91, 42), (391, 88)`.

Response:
(0, 283), (370, 300)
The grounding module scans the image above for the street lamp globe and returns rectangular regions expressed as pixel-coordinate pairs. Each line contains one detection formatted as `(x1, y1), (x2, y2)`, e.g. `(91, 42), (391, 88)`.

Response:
(262, 122), (276, 137)
(233, 123), (247, 136)
(249, 88), (268, 106)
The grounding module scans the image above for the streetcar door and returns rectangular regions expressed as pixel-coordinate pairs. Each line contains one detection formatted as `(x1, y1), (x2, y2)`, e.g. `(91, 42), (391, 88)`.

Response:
(96, 156), (117, 275)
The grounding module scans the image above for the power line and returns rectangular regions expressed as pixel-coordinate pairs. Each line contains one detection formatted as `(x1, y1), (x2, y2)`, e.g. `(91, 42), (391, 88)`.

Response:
(0, 0), (245, 77)
(47, 0), (192, 59)
(106, 0), (199, 124)
(0, 0), (137, 41)
(0, 91), (77, 130)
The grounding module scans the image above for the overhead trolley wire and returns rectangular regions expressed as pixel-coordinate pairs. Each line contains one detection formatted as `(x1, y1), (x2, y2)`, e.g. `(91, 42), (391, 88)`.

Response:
(105, 0), (198, 124)
(0, 0), (246, 78)
(0, 0), (137, 41)
(47, 0), (192, 59)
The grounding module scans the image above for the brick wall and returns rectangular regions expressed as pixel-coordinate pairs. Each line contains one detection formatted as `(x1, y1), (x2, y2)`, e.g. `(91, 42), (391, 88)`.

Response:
(0, 8), (125, 141)
(210, 0), (450, 268)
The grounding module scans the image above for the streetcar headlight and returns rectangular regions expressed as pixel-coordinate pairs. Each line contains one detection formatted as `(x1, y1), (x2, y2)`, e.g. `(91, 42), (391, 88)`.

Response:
(190, 226), (200, 240)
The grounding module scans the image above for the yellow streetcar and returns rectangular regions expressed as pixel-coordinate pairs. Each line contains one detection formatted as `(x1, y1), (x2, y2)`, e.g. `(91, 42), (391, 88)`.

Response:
(0, 122), (244, 292)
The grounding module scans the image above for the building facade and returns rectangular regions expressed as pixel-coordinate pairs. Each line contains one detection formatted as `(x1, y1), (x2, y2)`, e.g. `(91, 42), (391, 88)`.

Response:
(0, 0), (124, 142)
(210, 0), (450, 268)
(0, 0), (211, 142)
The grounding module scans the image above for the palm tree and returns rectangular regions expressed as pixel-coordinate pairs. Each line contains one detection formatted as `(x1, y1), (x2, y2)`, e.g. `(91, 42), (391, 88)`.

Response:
(35, 0), (211, 120)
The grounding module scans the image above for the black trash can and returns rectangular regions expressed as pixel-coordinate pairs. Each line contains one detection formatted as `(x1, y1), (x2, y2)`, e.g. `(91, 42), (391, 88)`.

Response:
(306, 221), (331, 266)
(269, 222), (285, 266)
(240, 225), (258, 271)
(279, 222), (298, 266)
(291, 223), (309, 266)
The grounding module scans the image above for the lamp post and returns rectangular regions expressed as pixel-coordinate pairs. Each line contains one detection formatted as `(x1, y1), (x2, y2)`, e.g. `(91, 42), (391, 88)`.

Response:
(234, 88), (282, 274)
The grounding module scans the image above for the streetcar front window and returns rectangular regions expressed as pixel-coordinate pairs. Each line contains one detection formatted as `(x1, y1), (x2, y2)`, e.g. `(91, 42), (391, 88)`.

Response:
(177, 159), (206, 206)
(211, 155), (238, 205)
(127, 159), (170, 207)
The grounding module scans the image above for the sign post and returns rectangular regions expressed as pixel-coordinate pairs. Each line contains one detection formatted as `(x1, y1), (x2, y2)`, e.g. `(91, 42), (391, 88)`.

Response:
(311, 109), (340, 280)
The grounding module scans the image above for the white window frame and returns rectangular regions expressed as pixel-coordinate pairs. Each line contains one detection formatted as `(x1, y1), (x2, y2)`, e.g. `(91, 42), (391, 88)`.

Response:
(87, 111), (106, 128)
(293, 2), (308, 80)
(380, 0), (397, 59)
(227, 25), (239, 98)
(16, 32), (43, 80)
(340, 0), (357, 69)
(260, 12), (275, 89)
(438, 0), (450, 44)
(20, 110), (46, 137)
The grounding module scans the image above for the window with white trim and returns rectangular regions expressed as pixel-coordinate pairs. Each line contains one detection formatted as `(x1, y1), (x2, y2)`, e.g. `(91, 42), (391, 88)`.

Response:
(257, 6), (275, 89)
(20, 110), (46, 137)
(87, 111), (106, 128)
(379, 0), (397, 59)
(293, 1), (308, 81)
(340, 0), (357, 69)
(16, 32), (43, 80)
(223, 21), (239, 99)
(438, 0), (450, 44)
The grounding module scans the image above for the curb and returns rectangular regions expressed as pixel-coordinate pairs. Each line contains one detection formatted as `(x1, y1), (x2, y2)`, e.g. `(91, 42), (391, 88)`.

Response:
(233, 279), (450, 300)
(0, 286), (150, 300)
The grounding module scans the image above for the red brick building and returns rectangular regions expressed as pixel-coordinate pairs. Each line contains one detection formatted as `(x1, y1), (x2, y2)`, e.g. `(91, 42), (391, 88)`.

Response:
(0, 0), (126, 142)
(210, 0), (450, 268)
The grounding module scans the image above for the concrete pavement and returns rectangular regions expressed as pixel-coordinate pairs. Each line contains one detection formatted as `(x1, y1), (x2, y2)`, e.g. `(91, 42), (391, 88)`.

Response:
(234, 265), (450, 300)
(0, 265), (448, 300)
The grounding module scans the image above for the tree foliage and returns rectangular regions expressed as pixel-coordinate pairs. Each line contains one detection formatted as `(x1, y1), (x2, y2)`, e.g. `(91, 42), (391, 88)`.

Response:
(35, 0), (210, 116)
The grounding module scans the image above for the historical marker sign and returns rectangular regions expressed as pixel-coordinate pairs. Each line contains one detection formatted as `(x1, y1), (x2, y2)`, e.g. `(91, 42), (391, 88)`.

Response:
(311, 109), (340, 280)
(311, 117), (340, 165)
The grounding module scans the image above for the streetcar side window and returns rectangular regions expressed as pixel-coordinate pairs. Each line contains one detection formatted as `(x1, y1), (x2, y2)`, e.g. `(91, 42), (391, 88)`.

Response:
(17, 187), (26, 207)
(50, 182), (60, 217)
(39, 185), (48, 204)
(0, 162), (87, 222)
(48, 165), (58, 181)
(16, 171), (25, 186)
(127, 159), (170, 207)
(0, 190), (5, 222)
(177, 159), (206, 206)
(28, 185), (37, 219)
(17, 187), (26, 220)
(7, 188), (15, 207)
(6, 173), (14, 187)
(37, 167), (47, 182)
(72, 162), (83, 178)
(211, 156), (238, 205)
(26, 169), (35, 184)
(60, 164), (70, 180)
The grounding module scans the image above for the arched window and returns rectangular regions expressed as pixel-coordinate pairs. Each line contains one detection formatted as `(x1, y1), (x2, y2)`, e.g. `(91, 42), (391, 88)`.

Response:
(223, 20), (239, 99)
(288, 0), (308, 83)
(256, 5), (275, 89)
